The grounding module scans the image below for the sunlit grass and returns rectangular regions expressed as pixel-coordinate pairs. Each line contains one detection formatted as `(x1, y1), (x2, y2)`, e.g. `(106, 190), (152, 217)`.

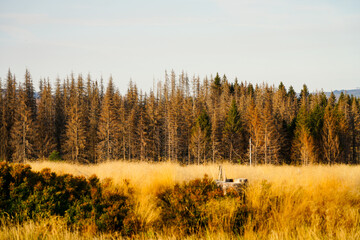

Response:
(4, 160), (360, 239)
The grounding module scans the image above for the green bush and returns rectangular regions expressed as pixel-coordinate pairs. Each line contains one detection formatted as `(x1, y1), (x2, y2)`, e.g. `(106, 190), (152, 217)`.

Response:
(49, 151), (62, 161)
(0, 163), (249, 237)
(156, 175), (248, 235)
(0, 162), (134, 235)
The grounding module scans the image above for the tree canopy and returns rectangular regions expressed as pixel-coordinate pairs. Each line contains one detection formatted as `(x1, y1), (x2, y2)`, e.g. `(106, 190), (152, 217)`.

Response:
(0, 69), (359, 165)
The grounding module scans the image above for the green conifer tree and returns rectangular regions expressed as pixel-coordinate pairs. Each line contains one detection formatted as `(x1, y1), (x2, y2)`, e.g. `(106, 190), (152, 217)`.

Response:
(223, 99), (242, 162)
(190, 109), (211, 164)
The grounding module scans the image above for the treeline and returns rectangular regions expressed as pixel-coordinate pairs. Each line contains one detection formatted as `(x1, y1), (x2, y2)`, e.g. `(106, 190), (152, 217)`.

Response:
(0, 69), (359, 164)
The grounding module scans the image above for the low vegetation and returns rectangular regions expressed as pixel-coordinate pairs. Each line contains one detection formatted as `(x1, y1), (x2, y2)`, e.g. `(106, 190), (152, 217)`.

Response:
(1, 160), (360, 239)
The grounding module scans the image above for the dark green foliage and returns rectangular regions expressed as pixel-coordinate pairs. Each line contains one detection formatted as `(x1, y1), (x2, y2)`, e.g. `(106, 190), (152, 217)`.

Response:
(0, 162), (134, 235)
(0, 162), (13, 210)
(213, 73), (221, 89)
(224, 99), (242, 135)
(300, 84), (309, 102)
(49, 150), (62, 161)
(288, 85), (296, 98)
(0, 163), (253, 236)
(223, 99), (243, 162)
(309, 104), (325, 142)
(64, 176), (135, 234)
(247, 83), (254, 95)
(196, 109), (211, 138)
(0, 163), (250, 236)
(278, 82), (286, 93)
(156, 175), (248, 235)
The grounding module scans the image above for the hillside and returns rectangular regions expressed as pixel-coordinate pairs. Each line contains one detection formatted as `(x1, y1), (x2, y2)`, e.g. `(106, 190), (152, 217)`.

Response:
(325, 88), (360, 98)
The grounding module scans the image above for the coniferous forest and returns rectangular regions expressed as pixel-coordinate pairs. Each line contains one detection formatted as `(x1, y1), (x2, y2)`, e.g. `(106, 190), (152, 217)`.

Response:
(1, 69), (359, 165)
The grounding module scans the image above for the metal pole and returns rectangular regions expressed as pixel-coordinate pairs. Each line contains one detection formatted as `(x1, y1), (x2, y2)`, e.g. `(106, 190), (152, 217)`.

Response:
(249, 137), (252, 166)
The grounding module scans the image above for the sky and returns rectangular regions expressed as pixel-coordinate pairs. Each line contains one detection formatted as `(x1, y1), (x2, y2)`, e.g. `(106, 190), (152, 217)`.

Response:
(0, 0), (359, 94)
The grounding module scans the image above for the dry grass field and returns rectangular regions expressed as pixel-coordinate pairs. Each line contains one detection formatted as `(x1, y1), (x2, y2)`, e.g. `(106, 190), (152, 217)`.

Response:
(1, 160), (360, 239)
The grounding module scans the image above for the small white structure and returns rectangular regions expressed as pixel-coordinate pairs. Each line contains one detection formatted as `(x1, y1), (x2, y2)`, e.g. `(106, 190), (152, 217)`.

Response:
(215, 166), (248, 194)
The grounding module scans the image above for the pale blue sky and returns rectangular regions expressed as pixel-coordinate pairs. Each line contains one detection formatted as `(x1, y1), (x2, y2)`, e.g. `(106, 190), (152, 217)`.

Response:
(0, 0), (359, 93)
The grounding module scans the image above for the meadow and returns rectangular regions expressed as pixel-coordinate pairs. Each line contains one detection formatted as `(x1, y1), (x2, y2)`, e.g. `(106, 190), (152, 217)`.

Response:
(1, 161), (360, 239)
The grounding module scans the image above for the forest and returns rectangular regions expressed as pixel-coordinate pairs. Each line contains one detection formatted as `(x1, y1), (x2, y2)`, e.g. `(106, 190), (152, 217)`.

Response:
(0, 69), (359, 165)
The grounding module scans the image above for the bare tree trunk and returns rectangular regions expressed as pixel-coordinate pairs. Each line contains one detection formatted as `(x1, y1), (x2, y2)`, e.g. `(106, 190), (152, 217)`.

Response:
(22, 121), (26, 163)
(229, 143), (232, 163)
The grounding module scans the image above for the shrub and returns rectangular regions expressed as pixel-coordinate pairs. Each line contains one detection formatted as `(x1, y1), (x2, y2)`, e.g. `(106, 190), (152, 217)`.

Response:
(156, 175), (248, 236)
(0, 163), (250, 237)
(49, 151), (62, 161)
(0, 163), (135, 235)
(0, 162), (13, 213)
(65, 175), (135, 235)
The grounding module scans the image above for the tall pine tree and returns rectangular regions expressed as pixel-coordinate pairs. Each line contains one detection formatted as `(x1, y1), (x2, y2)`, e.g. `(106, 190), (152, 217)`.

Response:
(64, 75), (87, 162)
(223, 99), (242, 163)
(190, 109), (211, 164)
(322, 98), (340, 165)
(36, 79), (56, 158)
(0, 78), (6, 160)
(97, 78), (118, 161)
(11, 83), (36, 162)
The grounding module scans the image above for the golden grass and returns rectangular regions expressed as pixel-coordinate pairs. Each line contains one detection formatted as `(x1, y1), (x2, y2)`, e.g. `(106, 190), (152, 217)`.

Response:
(0, 217), (93, 240)
(5, 161), (360, 239)
(28, 160), (360, 186)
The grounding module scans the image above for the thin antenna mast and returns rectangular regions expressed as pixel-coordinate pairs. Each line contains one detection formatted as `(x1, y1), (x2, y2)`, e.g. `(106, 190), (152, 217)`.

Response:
(249, 137), (252, 166)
